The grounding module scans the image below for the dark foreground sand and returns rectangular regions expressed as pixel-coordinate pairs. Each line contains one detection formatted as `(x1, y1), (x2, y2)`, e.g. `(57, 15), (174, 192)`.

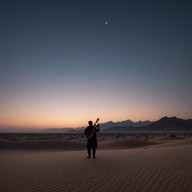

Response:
(0, 135), (192, 192)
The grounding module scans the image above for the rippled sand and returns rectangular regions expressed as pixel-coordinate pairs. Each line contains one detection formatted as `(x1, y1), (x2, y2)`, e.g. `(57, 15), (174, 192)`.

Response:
(0, 136), (192, 192)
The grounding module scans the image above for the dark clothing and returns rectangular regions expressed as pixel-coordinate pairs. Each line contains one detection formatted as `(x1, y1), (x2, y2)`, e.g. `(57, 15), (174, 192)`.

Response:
(84, 125), (99, 158)
(87, 146), (96, 158)
(84, 125), (100, 147)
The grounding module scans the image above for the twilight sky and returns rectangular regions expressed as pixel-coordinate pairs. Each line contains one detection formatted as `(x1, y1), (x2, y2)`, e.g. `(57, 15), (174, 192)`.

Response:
(0, 0), (192, 129)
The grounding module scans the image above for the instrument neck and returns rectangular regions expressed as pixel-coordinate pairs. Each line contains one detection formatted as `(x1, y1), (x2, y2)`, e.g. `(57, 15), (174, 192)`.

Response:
(93, 119), (99, 127)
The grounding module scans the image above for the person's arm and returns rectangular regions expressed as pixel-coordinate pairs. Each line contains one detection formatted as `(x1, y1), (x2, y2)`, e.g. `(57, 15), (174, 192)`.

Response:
(95, 124), (100, 132)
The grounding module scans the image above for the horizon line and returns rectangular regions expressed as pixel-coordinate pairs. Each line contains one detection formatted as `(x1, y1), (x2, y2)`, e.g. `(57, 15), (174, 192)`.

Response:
(0, 116), (191, 131)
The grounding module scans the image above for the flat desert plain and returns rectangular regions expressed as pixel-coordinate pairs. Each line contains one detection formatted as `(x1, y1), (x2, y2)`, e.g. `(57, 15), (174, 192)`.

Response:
(0, 133), (192, 192)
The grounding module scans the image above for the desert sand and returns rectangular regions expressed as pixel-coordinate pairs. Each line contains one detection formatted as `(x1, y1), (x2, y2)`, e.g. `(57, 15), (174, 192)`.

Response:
(0, 134), (192, 192)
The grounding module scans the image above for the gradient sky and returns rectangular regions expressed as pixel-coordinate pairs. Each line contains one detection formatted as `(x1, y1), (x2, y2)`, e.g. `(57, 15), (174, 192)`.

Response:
(0, 0), (192, 129)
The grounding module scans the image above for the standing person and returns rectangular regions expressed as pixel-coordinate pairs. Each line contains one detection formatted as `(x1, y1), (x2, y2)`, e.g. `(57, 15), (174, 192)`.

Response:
(84, 119), (100, 158)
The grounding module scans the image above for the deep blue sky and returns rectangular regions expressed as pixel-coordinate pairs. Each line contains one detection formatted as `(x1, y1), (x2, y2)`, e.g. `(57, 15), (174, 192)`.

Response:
(0, 0), (192, 129)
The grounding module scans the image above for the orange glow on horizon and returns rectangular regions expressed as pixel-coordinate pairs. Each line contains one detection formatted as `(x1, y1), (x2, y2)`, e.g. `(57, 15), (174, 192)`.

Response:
(0, 111), (191, 130)
(0, 85), (191, 130)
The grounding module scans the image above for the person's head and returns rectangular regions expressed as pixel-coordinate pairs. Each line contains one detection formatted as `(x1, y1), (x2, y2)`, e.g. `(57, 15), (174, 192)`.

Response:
(88, 121), (93, 126)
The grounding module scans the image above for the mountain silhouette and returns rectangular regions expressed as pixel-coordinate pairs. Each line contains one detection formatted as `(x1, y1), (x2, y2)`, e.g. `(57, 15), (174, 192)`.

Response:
(99, 120), (152, 130)
(146, 116), (192, 131)
(0, 117), (191, 133)
(103, 117), (192, 132)
(39, 120), (153, 133)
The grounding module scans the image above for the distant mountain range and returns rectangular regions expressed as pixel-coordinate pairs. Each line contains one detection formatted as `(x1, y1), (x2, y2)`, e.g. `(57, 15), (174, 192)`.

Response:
(1, 117), (192, 133)
(99, 119), (152, 130)
(41, 117), (192, 133)
(102, 117), (192, 133)
(40, 119), (152, 133)
(39, 127), (83, 133)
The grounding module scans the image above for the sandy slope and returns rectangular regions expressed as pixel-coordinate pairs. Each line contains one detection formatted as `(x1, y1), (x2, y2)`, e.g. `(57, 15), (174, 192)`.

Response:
(0, 137), (156, 151)
(0, 139), (192, 192)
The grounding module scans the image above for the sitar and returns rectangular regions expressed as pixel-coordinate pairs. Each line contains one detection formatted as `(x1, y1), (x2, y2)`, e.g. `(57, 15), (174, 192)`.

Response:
(86, 118), (99, 140)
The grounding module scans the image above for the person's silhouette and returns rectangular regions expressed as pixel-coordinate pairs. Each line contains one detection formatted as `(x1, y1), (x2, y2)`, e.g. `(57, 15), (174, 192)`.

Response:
(84, 120), (100, 158)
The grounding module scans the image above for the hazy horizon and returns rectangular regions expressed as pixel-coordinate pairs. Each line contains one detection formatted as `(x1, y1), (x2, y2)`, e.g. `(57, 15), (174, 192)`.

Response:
(0, 0), (191, 130)
(0, 116), (191, 131)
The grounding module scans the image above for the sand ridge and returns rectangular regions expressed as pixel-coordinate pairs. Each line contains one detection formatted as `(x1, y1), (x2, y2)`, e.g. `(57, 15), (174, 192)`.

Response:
(1, 140), (192, 192)
(1, 133), (185, 151)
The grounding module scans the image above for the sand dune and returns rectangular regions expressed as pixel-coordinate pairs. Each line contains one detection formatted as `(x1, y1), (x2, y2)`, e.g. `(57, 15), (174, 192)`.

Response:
(0, 140), (85, 151)
(0, 137), (192, 192)
(0, 136), (157, 151)
(149, 137), (192, 148)
(99, 138), (157, 150)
